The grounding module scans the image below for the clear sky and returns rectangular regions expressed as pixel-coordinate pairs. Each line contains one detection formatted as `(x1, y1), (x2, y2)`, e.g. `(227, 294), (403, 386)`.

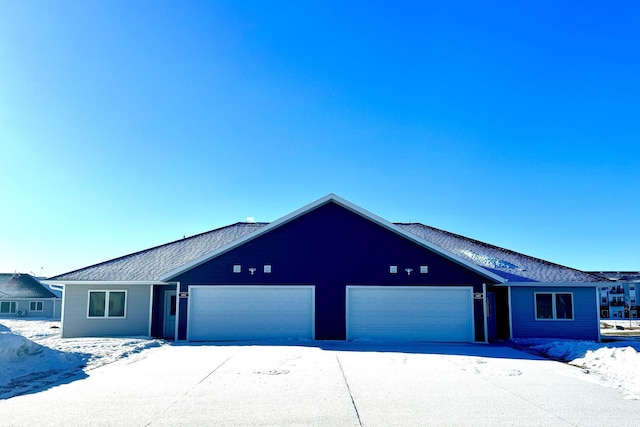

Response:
(1, 1), (638, 277)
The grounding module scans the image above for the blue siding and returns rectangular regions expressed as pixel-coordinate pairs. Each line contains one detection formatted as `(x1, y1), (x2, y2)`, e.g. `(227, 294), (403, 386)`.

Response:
(174, 202), (494, 341)
(511, 287), (599, 340)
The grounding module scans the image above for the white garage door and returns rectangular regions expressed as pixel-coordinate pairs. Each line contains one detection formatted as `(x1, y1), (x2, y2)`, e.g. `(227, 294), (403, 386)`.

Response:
(188, 286), (314, 341)
(347, 286), (474, 342)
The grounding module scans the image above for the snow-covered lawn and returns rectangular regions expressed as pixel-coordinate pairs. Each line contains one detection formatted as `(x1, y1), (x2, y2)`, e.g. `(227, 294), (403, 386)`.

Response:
(0, 319), (163, 399)
(2, 318), (640, 401)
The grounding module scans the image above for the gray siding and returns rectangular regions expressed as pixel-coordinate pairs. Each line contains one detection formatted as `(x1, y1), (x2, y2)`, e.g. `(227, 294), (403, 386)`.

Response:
(0, 299), (58, 318)
(61, 284), (151, 338)
(511, 287), (598, 340)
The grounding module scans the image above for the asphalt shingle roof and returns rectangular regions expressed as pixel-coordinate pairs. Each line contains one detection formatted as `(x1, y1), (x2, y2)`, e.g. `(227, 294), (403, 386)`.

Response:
(0, 273), (59, 299)
(49, 223), (267, 281)
(396, 223), (603, 283)
(49, 220), (602, 284)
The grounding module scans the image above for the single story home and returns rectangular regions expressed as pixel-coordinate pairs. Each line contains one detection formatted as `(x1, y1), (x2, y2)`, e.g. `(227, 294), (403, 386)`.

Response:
(0, 273), (61, 319)
(46, 194), (605, 342)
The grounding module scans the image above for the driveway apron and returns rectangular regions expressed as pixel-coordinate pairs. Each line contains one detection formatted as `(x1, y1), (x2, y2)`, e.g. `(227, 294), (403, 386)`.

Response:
(1, 343), (639, 426)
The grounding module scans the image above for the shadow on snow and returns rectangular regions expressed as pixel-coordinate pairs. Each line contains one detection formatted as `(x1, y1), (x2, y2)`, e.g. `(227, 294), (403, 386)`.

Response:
(172, 339), (547, 361)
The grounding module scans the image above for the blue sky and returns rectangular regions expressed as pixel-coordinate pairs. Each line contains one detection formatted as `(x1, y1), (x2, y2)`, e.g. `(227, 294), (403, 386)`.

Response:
(1, 1), (638, 277)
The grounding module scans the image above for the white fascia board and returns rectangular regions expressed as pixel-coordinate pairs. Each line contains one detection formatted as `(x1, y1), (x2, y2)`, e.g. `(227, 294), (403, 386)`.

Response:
(42, 280), (168, 286)
(160, 193), (505, 283)
(494, 281), (608, 288)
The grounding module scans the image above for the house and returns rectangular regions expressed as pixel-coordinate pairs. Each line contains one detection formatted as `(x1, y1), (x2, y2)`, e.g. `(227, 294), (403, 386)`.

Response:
(591, 272), (640, 319)
(46, 194), (605, 342)
(0, 273), (62, 319)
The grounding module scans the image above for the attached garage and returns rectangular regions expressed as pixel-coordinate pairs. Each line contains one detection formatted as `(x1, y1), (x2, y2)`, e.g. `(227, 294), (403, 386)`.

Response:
(346, 286), (474, 342)
(187, 286), (315, 341)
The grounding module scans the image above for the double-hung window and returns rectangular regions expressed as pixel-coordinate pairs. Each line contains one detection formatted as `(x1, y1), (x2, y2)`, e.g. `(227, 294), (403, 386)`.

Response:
(88, 291), (127, 318)
(30, 301), (43, 311)
(535, 293), (573, 320)
(0, 301), (16, 314)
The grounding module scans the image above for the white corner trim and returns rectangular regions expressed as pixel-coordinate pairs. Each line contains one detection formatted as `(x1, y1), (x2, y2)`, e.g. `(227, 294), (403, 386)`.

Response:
(160, 193), (505, 283)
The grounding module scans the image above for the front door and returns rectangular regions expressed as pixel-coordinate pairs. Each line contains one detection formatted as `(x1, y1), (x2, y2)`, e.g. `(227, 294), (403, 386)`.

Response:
(163, 290), (177, 339)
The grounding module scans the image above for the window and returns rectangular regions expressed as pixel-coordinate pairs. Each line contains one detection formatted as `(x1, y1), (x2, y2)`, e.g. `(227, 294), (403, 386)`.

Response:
(264, 264), (272, 273)
(30, 301), (43, 311)
(88, 291), (126, 318)
(389, 266), (398, 274)
(601, 296), (607, 304)
(0, 301), (16, 314)
(535, 293), (573, 320)
(233, 265), (241, 273)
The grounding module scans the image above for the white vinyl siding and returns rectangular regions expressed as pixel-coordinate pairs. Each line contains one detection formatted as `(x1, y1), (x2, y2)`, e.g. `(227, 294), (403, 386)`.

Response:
(61, 284), (151, 338)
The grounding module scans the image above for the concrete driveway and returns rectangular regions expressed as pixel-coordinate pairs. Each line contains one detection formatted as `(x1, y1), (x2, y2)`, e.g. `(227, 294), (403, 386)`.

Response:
(1, 342), (638, 426)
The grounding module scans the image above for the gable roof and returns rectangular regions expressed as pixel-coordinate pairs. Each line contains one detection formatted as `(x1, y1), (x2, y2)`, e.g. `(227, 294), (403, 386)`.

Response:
(0, 273), (59, 299)
(159, 194), (504, 282)
(48, 194), (602, 284)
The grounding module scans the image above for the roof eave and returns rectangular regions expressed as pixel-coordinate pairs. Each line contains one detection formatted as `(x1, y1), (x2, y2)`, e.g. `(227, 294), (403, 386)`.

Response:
(493, 281), (609, 287)
(42, 280), (172, 286)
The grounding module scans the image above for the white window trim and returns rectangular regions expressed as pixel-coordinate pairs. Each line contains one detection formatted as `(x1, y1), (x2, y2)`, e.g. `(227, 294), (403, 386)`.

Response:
(87, 290), (128, 319)
(30, 301), (44, 311)
(534, 292), (574, 321)
(0, 301), (17, 314)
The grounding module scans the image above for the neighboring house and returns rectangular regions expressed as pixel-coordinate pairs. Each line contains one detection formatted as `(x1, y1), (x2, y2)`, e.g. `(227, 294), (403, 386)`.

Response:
(46, 194), (605, 342)
(0, 273), (61, 319)
(591, 272), (640, 319)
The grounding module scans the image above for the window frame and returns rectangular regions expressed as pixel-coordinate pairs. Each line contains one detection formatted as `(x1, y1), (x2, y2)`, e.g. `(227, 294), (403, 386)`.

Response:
(30, 301), (44, 311)
(1, 301), (17, 314)
(534, 292), (574, 321)
(87, 290), (127, 319)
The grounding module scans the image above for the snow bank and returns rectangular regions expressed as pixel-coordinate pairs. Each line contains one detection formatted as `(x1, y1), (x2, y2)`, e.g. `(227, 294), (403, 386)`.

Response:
(0, 332), (44, 361)
(513, 338), (640, 399)
(0, 330), (88, 399)
(0, 319), (163, 400)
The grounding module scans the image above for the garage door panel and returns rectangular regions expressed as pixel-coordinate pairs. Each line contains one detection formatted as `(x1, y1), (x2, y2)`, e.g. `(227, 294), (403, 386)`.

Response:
(347, 286), (473, 342)
(188, 286), (314, 341)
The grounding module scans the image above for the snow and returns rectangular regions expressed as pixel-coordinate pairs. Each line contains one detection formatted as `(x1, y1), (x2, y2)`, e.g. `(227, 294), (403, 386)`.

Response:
(0, 319), (163, 399)
(2, 319), (640, 402)
(512, 335), (640, 399)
